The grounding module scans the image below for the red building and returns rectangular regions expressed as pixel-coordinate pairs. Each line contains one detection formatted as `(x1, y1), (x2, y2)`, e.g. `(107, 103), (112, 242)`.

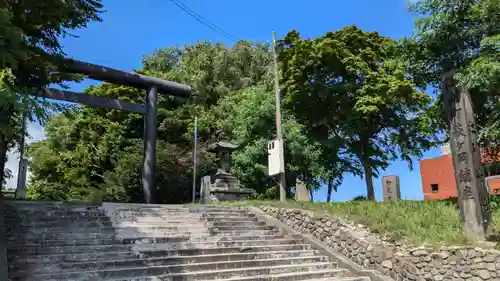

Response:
(420, 144), (500, 200)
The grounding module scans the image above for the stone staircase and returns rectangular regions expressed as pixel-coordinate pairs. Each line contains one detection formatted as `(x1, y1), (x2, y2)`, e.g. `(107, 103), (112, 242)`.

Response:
(2, 201), (370, 281)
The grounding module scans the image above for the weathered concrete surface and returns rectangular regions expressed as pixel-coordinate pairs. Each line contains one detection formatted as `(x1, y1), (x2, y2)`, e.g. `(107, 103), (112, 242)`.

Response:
(4, 201), (371, 281)
(0, 198), (8, 281)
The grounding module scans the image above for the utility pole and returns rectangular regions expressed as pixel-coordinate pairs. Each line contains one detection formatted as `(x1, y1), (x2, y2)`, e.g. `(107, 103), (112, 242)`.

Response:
(192, 117), (198, 203)
(272, 31), (286, 202)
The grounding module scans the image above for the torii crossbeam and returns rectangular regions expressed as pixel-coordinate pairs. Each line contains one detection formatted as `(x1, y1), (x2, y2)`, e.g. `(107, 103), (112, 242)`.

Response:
(23, 58), (191, 204)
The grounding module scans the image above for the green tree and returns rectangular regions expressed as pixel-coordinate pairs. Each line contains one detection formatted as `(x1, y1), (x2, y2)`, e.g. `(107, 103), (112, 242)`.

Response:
(1, 0), (103, 76)
(402, 0), (500, 151)
(27, 40), (280, 202)
(26, 83), (217, 203)
(197, 86), (324, 199)
(0, 0), (103, 191)
(279, 26), (437, 200)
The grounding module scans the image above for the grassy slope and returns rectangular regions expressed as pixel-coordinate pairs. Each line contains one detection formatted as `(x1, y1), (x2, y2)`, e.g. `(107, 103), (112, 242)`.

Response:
(213, 200), (500, 247)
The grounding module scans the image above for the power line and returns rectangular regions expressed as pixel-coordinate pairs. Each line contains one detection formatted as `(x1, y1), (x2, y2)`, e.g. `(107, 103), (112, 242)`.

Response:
(168, 0), (240, 42)
(171, 0), (239, 42)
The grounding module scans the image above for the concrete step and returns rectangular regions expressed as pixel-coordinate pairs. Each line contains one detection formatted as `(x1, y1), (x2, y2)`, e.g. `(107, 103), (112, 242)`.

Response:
(4, 203), (99, 209)
(196, 274), (371, 281)
(3, 215), (257, 226)
(3, 216), (257, 227)
(108, 203), (243, 209)
(5, 202), (249, 217)
(5, 224), (276, 235)
(115, 211), (251, 218)
(10, 255), (333, 275)
(5, 201), (245, 212)
(7, 234), (291, 247)
(8, 238), (304, 255)
(4, 215), (112, 224)
(4, 212), (254, 222)
(111, 205), (247, 212)
(10, 262), (340, 281)
(109, 220), (266, 228)
(9, 249), (322, 268)
(8, 244), (314, 264)
(4, 220), (115, 228)
(129, 216), (257, 222)
(202, 214), (256, 219)
(4, 210), (108, 219)
(310, 276), (371, 281)
(6, 228), (282, 241)
(4, 204), (248, 211)
(3, 220), (265, 230)
(5, 200), (100, 205)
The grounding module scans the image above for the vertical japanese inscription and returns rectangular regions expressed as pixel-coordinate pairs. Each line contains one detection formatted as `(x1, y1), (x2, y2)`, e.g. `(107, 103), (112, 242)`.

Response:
(445, 75), (474, 201)
(442, 73), (491, 238)
(382, 176), (400, 201)
(386, 180), (393, 201)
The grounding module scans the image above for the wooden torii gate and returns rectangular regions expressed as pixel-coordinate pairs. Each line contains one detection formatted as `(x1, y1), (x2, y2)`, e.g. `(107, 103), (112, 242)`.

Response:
(14, 58), (191, 204)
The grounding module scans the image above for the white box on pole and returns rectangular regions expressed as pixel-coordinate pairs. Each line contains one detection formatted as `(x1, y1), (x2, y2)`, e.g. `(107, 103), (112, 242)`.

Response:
(268, 139), (283, 176)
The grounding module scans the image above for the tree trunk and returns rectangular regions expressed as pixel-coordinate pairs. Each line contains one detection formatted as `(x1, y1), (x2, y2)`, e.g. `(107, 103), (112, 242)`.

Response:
(0, 140), (7, 191)
(326, 177), (333, 202)
(309, 188), (314, 202)
(362, 157), (375, 201)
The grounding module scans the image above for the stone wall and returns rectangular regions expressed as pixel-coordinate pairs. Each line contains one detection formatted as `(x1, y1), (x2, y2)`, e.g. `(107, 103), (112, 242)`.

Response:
(260, 206), (500, 281)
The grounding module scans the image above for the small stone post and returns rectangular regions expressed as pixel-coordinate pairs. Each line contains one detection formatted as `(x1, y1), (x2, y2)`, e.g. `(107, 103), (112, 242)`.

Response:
(295, 179), (311, 202)
(442, 72), (491, 240)
(382, 175), (401, 201)
(15, 158), (28, 199)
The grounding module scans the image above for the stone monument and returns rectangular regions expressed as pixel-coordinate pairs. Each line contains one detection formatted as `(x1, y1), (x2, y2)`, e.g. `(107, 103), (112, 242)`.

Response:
(442, 72), (491, 240)
(382, 175), (401, 201)
(200, 141), (252, 203)
(15, 158), (28, 199)
(295, 179), (311, 202)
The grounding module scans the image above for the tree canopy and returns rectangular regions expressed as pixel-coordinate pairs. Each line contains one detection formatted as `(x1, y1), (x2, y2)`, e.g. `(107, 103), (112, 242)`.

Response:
(278, 26), (437, 200)
(403, 0), (500, 151)
(7, 1), (500, 202)
(0, 0), (104, 189)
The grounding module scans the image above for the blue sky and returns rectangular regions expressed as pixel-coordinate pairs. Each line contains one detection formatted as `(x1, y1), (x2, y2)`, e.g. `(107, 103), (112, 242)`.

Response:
(6, 0), (442, 201)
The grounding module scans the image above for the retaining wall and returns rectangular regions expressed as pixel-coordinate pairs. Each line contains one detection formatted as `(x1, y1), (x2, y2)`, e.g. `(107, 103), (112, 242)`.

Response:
(260, 206), (500, 281)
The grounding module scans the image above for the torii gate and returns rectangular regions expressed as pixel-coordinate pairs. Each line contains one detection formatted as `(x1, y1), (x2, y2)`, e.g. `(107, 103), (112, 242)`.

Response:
(15, 58), (191, 204)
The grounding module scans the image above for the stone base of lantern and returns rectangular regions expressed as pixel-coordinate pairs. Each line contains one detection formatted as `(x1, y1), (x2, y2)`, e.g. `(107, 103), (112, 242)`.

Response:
(199, 176), (253, 203)
(209, 187), (253, 202)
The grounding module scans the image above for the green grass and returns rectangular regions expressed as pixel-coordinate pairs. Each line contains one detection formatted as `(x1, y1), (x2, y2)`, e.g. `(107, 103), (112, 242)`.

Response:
(208, 200), (500, 247)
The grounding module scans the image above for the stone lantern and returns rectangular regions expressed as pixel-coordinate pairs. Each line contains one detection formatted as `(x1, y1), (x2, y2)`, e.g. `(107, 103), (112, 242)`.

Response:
(208, 141), (238, 175)
(199, 141), (252, 203)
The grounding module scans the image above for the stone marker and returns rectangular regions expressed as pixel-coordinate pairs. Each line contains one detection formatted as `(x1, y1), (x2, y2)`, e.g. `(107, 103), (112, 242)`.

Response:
(15, 158), (28, 199)
(382, 175), (401, 201)
(442, 72), (491, 240)
(295, 179), (310, 201)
